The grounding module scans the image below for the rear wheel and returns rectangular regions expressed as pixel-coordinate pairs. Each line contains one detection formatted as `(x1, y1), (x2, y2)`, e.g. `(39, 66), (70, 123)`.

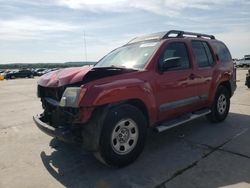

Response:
(206, 86), (230, 122)
(94, 104), (147, 167)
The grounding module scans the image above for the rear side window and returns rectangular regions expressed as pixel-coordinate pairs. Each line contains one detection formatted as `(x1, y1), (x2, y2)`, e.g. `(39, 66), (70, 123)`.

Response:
(212, 41), (232, 63)
(191, 41), (214, 67)
(159, 42), (190, 70)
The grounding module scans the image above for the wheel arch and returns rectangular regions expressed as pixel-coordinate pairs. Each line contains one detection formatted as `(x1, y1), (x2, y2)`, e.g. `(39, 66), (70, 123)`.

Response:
(208, 79), (233, 105)
(81, 99), (149, 152)
(95, 99), (150, 127)
(125, 99), (149, 127)
(218, 80), (232, 97)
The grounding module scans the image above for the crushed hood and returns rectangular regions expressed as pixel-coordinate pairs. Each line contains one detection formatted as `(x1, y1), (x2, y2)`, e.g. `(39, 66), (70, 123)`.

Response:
(38, 66), (137, 87)
(38, 66), (93, 87)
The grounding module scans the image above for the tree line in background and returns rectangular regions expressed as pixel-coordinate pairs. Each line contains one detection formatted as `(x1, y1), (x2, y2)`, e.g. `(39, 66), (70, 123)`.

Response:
(0, 62), (96, 69)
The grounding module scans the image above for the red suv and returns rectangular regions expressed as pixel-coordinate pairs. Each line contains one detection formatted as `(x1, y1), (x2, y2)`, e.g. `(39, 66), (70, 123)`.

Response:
(34, 30), (236, 167)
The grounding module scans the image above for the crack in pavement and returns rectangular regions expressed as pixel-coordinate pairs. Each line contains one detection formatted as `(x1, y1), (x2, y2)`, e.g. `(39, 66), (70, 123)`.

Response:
(218, 148), (250, 159)
(156, 140), (231, 188)
(155, 128), (249, 188)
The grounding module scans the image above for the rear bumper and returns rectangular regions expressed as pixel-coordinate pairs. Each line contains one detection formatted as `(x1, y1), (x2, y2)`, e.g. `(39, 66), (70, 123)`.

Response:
(33, 114), (79, 143)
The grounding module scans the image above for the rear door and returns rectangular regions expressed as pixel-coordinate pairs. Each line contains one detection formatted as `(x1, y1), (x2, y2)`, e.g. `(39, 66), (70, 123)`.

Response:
(191, 40), (214, 105)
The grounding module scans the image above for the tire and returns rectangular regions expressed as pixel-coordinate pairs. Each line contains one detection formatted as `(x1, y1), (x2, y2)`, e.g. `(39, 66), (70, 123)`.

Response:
(206, 86), (230, 122)
(247, 83), (250, 89)
(11, 75), (15, 79)
(94, 104), (147, 167)
(246, 76), (250, 88)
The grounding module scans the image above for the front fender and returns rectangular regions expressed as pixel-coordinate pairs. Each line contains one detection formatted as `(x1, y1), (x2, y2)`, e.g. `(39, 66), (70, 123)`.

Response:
(80, 78), (157, 123)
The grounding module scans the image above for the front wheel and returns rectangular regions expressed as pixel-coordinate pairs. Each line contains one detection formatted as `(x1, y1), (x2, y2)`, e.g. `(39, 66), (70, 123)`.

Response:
(206, 86), (230, 122)
(94, 104), (147, 167)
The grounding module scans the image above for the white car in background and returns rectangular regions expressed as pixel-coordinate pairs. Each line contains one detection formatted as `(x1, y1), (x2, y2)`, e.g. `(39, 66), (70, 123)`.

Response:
(233, 59), (240, 67)
(241, 55), (250, 67)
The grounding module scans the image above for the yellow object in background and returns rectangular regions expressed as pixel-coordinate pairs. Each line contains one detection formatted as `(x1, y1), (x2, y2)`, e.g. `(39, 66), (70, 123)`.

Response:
(0, 74), (4, 80)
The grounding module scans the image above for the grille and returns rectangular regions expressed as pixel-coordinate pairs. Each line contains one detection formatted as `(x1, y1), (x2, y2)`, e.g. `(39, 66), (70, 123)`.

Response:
(38, 85), (65, 101)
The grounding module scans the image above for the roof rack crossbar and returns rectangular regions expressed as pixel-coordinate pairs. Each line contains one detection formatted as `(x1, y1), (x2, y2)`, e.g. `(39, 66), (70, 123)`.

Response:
(163, 30), (215, 39)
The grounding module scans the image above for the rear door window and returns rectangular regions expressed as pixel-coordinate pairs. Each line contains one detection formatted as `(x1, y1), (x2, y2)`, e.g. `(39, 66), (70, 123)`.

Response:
(191, 41), (214, 67)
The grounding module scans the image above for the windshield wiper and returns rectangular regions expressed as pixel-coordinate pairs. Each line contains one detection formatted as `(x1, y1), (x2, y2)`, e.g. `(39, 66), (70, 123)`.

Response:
(93, 65), (138, 70)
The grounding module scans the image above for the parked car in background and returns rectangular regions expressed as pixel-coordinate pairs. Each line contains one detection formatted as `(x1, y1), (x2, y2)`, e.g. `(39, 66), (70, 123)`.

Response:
(32, 68), (58, 76)
(4, 69), (34, 79)
(2, 70), (15, 78)
(242, 55), (250, 67)
(33, 68), (47, 76)
(40, 69), (52, 75)
(236, 55), (250, 68)
(233, 59), (240, 67)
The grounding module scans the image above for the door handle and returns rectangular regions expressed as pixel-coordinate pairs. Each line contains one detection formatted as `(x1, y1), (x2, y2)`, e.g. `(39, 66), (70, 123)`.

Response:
(189, 73), (196, 80)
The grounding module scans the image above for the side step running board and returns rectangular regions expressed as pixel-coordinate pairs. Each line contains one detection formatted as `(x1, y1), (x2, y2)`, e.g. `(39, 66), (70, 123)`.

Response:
(155, 108), (211, 133)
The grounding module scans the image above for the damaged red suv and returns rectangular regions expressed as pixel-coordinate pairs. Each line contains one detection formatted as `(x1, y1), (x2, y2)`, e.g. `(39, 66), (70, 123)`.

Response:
(34, 30), (236, 167)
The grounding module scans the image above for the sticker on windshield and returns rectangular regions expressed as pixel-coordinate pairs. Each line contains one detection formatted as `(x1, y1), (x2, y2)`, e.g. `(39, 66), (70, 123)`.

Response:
(139, 42), (158, 48)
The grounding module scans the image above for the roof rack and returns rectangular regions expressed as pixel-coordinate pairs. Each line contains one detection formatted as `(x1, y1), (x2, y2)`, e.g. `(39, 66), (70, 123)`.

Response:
(127, 30), (215, 44)
(163, 30), (215, 40)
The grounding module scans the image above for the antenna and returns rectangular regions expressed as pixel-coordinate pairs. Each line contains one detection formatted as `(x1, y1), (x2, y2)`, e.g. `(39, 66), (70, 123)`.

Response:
(83, 31), (88, 62)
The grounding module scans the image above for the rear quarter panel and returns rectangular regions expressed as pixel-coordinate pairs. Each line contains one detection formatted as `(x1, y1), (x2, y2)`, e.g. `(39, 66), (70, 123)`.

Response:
(207, 40), (235, 102)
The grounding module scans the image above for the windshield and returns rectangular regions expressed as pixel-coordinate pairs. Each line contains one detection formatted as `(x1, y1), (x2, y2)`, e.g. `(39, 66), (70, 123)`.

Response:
(95, 41), (160, 69)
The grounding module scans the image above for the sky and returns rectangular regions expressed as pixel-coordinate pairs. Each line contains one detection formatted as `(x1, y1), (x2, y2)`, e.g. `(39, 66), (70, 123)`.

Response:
(0, 0), (250, 64)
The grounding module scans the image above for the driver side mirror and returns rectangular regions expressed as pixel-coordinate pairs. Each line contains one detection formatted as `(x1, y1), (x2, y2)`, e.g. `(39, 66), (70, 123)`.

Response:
(161, 57), (181, 71)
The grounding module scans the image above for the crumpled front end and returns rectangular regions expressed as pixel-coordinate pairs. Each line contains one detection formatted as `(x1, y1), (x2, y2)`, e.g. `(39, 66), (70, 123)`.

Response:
(34, 86), (83, 143)
(33, 65), (137, 146)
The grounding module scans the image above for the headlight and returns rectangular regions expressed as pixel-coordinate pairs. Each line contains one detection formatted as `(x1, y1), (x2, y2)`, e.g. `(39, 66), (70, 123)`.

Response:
(59, 87), (86, 107)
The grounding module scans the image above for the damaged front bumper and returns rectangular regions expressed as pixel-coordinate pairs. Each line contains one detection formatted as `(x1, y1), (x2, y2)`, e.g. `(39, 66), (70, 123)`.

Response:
(33, 114), (79, 143)
(33, 97), (101, 151)
(33, 97), (82, 143)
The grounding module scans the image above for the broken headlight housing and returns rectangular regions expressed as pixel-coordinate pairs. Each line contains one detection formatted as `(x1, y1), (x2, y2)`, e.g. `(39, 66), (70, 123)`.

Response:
(59, 87), (86, 107)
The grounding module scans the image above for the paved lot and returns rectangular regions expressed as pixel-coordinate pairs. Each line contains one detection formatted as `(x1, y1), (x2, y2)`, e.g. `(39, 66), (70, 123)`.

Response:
(0, 69), (250, 188)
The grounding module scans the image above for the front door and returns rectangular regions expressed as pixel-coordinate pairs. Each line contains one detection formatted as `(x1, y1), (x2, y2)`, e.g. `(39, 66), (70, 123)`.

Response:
(155, 41), (199, 121)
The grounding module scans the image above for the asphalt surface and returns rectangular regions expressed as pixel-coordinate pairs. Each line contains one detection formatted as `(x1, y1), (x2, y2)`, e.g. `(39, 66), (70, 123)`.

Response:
(0, 69), (249, 188)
